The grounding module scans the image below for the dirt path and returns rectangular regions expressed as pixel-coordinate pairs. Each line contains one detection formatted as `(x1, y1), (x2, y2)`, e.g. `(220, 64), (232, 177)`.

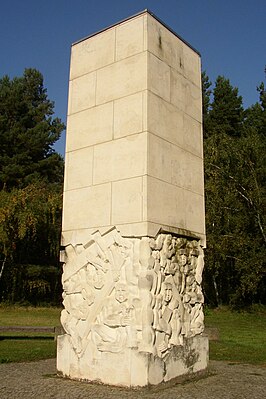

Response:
(0, 359), (265, 398)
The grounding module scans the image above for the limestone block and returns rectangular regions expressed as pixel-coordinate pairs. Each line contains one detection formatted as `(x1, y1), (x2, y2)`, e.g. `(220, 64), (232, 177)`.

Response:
(147, 91), (184, 147)
(147, 52), (170, 102)
(148, 133), (204, 195)
(147, 91), (203, 158)
(70, 28), (115, 80)
(163, 335), (209, 382)
(183, 113), (203, 158)
(130, 351), (149, 386)
(96, 52), (147, 105)
(170, 69), (202, 122)
(147, 176), (185, 230)
(61, 222), (151, 247)
(147, 13), (184, 76)
(147, 14), (201, 88)
(148, 133), (172, 183)
(66, 102), (113, 152)
(114, 92), (144, 139)
(68, 72), (96, 115)
(93, 133), (147, 184)
(57, 335), (70, 376)
(64, 146), (93, 191)
(146, 176), (205, 236)
(148, 357), (165, 385)
(116, 16), (144, 61)
(112, 222), (150, 239)
(112, 177), (144, 225)
(183, 43), (202, 88)
(171, 149), (204, 195)
(74, 350), (133, 385)
(184, 190), (206, 236)
(62, 184), (111, 231)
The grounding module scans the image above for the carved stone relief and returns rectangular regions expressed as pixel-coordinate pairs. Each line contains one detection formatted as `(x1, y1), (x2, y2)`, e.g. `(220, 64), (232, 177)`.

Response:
(60, 228), (205, 360)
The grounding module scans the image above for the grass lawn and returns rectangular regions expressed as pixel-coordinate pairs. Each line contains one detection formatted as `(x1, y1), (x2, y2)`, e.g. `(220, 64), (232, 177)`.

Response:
(205, 306), (266, 365)
(0, 305), (61, 363)
(0, 305), (265, 365)
(0, 305), (61, 326)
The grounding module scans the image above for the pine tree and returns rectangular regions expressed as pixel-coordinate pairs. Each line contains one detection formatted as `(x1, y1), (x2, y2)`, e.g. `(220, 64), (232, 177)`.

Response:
(209, 75), (244, 137)
(0, 68), (65, 190)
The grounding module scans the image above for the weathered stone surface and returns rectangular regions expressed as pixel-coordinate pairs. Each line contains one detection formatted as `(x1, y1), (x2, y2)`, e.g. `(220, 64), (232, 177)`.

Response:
(93, 133), (147, 185)
(68, 72), (96, 115)
(59, 10), (207, 386)
(62, 184), (111, 231)
(63, 10), (205, 242)
(58, 229), (207, 386)
(66, 102), (113, 151)
(95, 52), (147, 105)
(64, 146), (93, 191)
(70, 28), (115, 79)
(147, 52), (171, 102)
(112, 177), (144, 225)
(116, 15), (144, 61)
(114, 92), (144, 139)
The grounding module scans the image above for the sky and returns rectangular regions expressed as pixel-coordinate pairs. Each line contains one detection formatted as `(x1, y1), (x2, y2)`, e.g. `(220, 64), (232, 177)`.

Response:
(0, 0), (265, 155)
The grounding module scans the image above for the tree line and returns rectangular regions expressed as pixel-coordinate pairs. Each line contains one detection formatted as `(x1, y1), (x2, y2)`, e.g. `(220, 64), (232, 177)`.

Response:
(0, 69), (64, 304)
(0, 68), (265, 307)
(202, 71), (265, 307)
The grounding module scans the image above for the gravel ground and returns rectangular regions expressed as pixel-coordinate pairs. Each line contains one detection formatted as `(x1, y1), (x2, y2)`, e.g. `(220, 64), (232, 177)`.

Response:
(0, 358), (265, 399)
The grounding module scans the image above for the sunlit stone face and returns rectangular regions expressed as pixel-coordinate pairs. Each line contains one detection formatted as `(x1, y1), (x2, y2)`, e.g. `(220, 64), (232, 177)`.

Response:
(115, 283), (128, 303)
(164, 284), (173, 303)
(58, 10), (207, 387)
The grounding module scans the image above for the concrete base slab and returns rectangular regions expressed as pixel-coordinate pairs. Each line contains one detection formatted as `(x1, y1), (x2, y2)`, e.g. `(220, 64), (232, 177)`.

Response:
(57, 334), (208, 387)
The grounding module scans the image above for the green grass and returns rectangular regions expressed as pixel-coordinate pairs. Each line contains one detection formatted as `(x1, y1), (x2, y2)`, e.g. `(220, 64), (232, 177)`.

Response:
(0, 305), (61, 326)
(0, 339), (56, 363)
(0, 305), (61, 363)
(205, 306), (266, 365)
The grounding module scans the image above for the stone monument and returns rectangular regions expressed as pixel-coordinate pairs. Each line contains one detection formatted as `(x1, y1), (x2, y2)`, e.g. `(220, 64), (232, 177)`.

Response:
(57, 10), (208, 387)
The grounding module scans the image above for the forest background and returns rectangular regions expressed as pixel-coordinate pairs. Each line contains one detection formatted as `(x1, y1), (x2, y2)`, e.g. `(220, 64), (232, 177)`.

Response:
(0, 67), (265, 308)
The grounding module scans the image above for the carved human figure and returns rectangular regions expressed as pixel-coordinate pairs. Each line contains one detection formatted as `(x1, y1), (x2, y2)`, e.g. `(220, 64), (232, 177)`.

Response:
(195, 249), (204, 285)
(60, 231), (205, 363)
(190, 302), (204, 335)
(92, 282), (138, 353)
(178, 248), (189, 294)
(182, 293), (192, 338)
(138, 270), (155, 354)
(169, 307), (183, 346)
(160, 235), (176, 271)
(61, 267), (95, 354)
(154, 282), (174, 357)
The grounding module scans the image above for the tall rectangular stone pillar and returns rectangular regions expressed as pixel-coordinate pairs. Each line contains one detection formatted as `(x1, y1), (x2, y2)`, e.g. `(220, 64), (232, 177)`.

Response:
(57, 10), (208, 387)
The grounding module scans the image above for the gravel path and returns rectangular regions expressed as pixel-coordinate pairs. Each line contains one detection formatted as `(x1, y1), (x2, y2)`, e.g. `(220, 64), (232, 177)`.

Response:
(0, 359), (265, 399)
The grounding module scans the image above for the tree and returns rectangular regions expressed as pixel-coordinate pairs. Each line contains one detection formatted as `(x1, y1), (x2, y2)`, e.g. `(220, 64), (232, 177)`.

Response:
(209, 75), (244, 137)
(0, 183), (62, 303)
(0, 68), (64, 304)
(201, 71), (212, 138)
(203, 73), (266, 307)
(0, 68), (65, 190)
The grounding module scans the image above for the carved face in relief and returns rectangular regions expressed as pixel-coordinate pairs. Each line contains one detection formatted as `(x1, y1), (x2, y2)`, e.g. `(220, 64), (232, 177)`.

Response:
(163, 284), (173, 303)
(178, 249), (188, 267)
(115, 283), (128, 303)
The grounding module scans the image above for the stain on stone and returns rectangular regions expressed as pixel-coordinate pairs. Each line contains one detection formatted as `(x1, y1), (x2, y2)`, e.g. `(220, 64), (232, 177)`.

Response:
(158, 34), (162, 49)
(182, 340), (199, 369)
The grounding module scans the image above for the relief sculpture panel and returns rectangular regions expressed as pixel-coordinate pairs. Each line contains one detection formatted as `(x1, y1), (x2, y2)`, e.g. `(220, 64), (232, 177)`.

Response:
(60, 228), (205, 361)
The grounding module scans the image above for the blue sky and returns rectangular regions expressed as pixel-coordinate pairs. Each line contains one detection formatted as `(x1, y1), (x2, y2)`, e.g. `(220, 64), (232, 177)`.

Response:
(0, 0), (265, 155)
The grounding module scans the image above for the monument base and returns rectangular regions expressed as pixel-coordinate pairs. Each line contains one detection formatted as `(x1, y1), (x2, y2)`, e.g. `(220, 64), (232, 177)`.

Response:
(57, 333), (208, 387)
